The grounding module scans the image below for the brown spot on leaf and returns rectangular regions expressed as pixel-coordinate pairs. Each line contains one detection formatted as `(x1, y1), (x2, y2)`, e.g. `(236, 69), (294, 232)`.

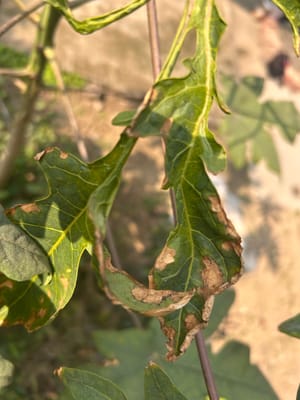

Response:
(202, 296), (214, 322)
(154, 246), (176, 271)
(20, 203), (40, 213)
(161, 118), (173, 136)
(208, 195), (240, 239)
(59, 150), (69, 159)
(184, 313), (198, 331)
(0, 280), (14, 289)
(201, 256), (224, 294)
(34, 147), (55, 161)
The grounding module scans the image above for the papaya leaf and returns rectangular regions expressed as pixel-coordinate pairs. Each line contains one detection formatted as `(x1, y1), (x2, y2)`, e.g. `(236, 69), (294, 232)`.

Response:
(57, 367), (127, 400)
(271, 0), (300, 55)
(0, 355), (14, 391)
(106, 0), (242, 360)
(144, 363), (188, 400)
(92, 319), (278, 400)
(45, 0), (150, 34)
(112, 110), (136, 127)
(278, 313), (300, 339)
(0, 134), (135, 330)
(0, 205), (51, 282)
(96, 251), (194, 317)
(219, 75), (300, 172)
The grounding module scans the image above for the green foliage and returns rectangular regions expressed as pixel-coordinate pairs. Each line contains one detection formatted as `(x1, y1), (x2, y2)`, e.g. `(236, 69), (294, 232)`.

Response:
(1, 0), (300, 399)
(0, 137), (134, 330)
(0, 205), (51, 281)
(91, 317), (278, 400)
(272, 0), (300, 55)
(0, 355), (14, 392)
(278, 313), (300, 339)
(46, 0), (151, 34)
(0, 44), (28, 69)
(219, 76), (300, 173)
(0, 44), (86, 89)
(57, 367), (127, 400)
(144, 363), (188, 400)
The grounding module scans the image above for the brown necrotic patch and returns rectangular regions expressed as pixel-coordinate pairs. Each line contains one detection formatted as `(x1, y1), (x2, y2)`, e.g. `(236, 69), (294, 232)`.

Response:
(208, 195), (240, 239)
(154, 246), (176, 271)
(201, 256), (224, 294)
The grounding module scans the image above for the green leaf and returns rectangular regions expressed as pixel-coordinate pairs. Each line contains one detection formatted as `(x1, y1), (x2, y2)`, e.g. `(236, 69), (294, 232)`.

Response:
(278, 313), (300, 339)
(272, 0), (300, 55)
(111, 0), (241, 360)
(252, 130), (280, 174)
(46, 0), (150, 34)
(297, 384), (300, 400)
(144, 363), (188, 400)
(112, 110), (136, 127)
(0, 134), (135, 330)
(0, 355), (14, 391)
(98, 252), (194, 317)
(0, 205), (51, 281)
(92, 319), (278, 400)
(57, 367), (127, 400)
(219, 75), (300, 171)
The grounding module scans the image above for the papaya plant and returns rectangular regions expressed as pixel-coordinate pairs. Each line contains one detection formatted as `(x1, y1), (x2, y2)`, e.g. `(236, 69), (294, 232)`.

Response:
(0, 0), (299, 399)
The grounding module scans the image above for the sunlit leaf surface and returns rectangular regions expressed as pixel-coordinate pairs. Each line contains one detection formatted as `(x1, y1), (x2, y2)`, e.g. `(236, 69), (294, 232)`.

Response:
(272, 0), (300, 55)
(0, 136), (135, 330)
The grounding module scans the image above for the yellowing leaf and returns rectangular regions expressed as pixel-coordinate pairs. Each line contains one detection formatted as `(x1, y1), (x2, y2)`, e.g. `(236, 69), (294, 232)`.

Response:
(0, 136), (135, 330)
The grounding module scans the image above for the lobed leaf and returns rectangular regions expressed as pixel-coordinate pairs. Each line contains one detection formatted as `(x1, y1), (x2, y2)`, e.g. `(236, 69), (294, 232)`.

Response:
(45, 0), (150, 34)
(57, 367), (127, 400)
(0, 205), (51, 282)
(0, 134), (135, 330)
(219, 75), (300, 173)
(92, 319), (278, 400)
(271, 0), (300, 55)
(132, 0), (242, 359)
(278, 313), (300, 339)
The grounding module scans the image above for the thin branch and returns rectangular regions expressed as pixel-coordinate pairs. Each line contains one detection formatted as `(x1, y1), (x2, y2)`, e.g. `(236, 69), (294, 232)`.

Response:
(0, 68), (32, 78)
(195, 332), (219, 400)
(0, 0), (96, 37)
(146, 2), (219, 399)
(45, 48), (89, 161)
(13, 0), (40, 24)
(0, 0), (43, 37)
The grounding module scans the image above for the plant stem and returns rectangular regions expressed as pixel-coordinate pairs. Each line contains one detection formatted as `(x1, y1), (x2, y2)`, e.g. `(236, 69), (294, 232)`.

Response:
(0, 0), (43, 37)
(146, 2), (219, 399)
(195, 332), (219, 400)
(0, 5), (61, 189)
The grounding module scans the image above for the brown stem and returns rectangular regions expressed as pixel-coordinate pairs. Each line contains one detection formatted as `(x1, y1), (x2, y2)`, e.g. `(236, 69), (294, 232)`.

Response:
(0, 0), (43, 37)
(0, 5), (61, 189)
(146, 2), (219, 399)
(195, 332), (219, 400)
